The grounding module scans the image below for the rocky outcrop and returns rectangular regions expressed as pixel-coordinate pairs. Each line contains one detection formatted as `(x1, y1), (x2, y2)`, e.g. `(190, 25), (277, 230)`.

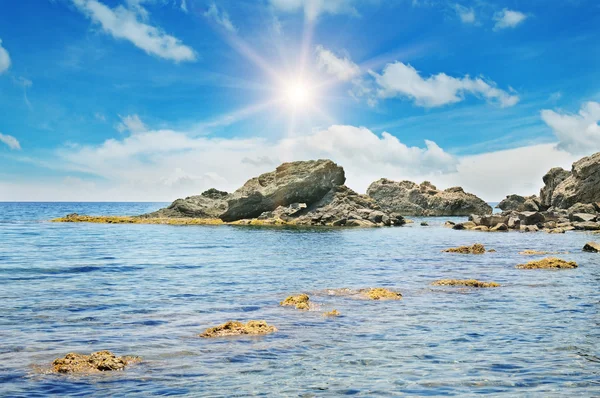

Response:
(52, 351), (140, 374)
(431, 279), (500, 288)
(142, 189), (229, 219)
(443, 244), (486, 254)
(367, 179), (491, 216)
(280, 294), (310, 310)
(221, 160), (345, 222)
(540, 152), (600, 209)
(139, 160), (403, 227)
(497, 194), (541, 212)
(360, 288), (402, 300)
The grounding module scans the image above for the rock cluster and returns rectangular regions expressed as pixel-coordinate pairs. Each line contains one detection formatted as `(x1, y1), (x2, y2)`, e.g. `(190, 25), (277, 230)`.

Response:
(52, 351), (140, 374)
(142, 160), (405, 227)
(463, 209), (600, 233)
(366, 179), (492, 216)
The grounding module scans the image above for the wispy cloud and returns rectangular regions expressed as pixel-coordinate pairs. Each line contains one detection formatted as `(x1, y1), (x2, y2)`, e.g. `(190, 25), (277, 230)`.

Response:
(269, 0), (360, 21)
(454, 4), (475, 24)
(0, 38), (11, 74)
(541, 101), (600, 154)
(116, 114), (147, 134)
(71, 0), (197, 62)
(204, 3), (237, 33)
(0, 133), (21, 150)
(493, 9), (528, 30)
(316, 45), (360, 81)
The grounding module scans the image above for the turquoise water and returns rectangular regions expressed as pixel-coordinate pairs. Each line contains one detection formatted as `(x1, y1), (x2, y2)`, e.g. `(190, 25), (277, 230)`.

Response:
(1, 203), (599, 397)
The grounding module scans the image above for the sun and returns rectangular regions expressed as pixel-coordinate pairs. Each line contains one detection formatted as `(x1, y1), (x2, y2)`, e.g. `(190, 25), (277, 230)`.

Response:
(284, 80), (312, 108)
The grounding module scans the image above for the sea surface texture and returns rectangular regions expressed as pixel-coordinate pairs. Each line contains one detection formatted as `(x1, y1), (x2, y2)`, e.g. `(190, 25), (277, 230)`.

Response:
(1, 202), (599, 397)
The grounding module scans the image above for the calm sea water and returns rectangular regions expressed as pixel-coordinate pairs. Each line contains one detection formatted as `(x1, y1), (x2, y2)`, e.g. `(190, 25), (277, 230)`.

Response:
(1, 202), (599, 397)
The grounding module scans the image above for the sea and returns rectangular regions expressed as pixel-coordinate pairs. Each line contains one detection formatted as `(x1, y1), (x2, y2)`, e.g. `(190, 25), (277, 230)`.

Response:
(0, 202), (599, 397)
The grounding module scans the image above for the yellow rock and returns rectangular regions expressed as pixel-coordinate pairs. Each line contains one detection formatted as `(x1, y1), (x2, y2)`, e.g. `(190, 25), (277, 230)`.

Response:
(516, 257), (578, 269)
(360, 287), (402, 300)
(443, 243), (486, 254)
(432, 279), (500, 288)
(200, 320), (277, 338)
(323, 309), (341, 317)
(52, 351), (140, 374)
(280, 294), (310, 310)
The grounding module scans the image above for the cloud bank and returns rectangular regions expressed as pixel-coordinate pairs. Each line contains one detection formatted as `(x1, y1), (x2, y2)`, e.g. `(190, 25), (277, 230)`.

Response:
(541, 101), (600, 154)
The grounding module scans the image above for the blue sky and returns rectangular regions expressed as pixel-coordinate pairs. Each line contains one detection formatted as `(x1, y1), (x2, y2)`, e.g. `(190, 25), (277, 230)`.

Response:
(0, 0), (599, 201)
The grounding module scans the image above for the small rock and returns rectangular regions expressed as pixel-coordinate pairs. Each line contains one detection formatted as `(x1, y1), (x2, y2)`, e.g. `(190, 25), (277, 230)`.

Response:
(507, 217), (521, 229)
(420, 221), (429, 226)
(360, 288), (402, 300)
(52, 351), (140, 374)
(280, 294), (310, 310)
(571, 213), (597, 223)
(490, 223), (508, 232)
(443, 244), (486, 254)
(521, 225), (539, 232)
(547, 228), (566, 234)
(444, 221), (456, 227)
(323, 309), (341, 317)
(516, 257), (578, 269)
(471, 226), (489, 232)
(431, 279), (500, 288)
(572, 221), (600, 231)
(519, 211), (546, 226)
(583, 242), (600, 253)
(200, 320), (277, 338)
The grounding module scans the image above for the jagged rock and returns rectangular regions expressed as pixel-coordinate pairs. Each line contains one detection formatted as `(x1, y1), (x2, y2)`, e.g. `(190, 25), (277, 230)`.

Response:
(293, 185), (397, 227)
(142, 189), (229, 219)
(52, 351), (140, 374)
(258, 203), (307, 221)
(366, 179), (491, 216)
(583, 242), (600, 253)
(507, 217), (521, 229)
(540, 167), (571, 208)
(497, 194), (540, 212)
(571, 213), (597, 223)
(568, 203), (597, 214)
(443, 244), (486, 254)
(479, 215), (508, 227)
(221, 160), (345, 222)
(542, 152), (600, 209)
(200, 320), (277, 338)
(523, 198), (540, 212)
(516, 258), (578, 269)
(518, 211), (545, 226)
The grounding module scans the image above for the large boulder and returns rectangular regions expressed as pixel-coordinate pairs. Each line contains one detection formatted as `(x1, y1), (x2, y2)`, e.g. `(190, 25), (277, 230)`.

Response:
(541, 152), (600, 209)
(367, 179), (491, 216)
(141, 188), (229, 219)
(221, 160), (345, 222)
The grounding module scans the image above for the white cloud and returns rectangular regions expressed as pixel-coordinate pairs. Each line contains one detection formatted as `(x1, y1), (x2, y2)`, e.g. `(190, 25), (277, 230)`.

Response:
(204, 3), (237, 33)
(116, 114), (147, 133)
(493, 9), (527, 30)
(181, 0), (188, 13)
(541, 101), (600, 154)
(371, 62), (519, 108)
(0, 133), (21, 150)
(0, 38), (11, 74)
(316, 45), (360, 81)
(71, 0), (196, 62)
(270, 0), (359, 21)
(454, 4), (475, 24)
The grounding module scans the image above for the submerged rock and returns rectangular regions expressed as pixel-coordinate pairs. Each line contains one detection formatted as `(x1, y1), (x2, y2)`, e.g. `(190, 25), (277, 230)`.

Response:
(280, 294), (310, 310)
(443, 244), (486, 254)
(583, 242), (600, 253)
(516, 258), (578, 269)
(323, 309), (341, 317)
(52, 351), (140, 374)
(519, 250), (567, 256)
(431, 279), (500, 288)
(360, 288), (402, 300)
(200, 320), (277, 338)
(366, 179), (491, 216)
